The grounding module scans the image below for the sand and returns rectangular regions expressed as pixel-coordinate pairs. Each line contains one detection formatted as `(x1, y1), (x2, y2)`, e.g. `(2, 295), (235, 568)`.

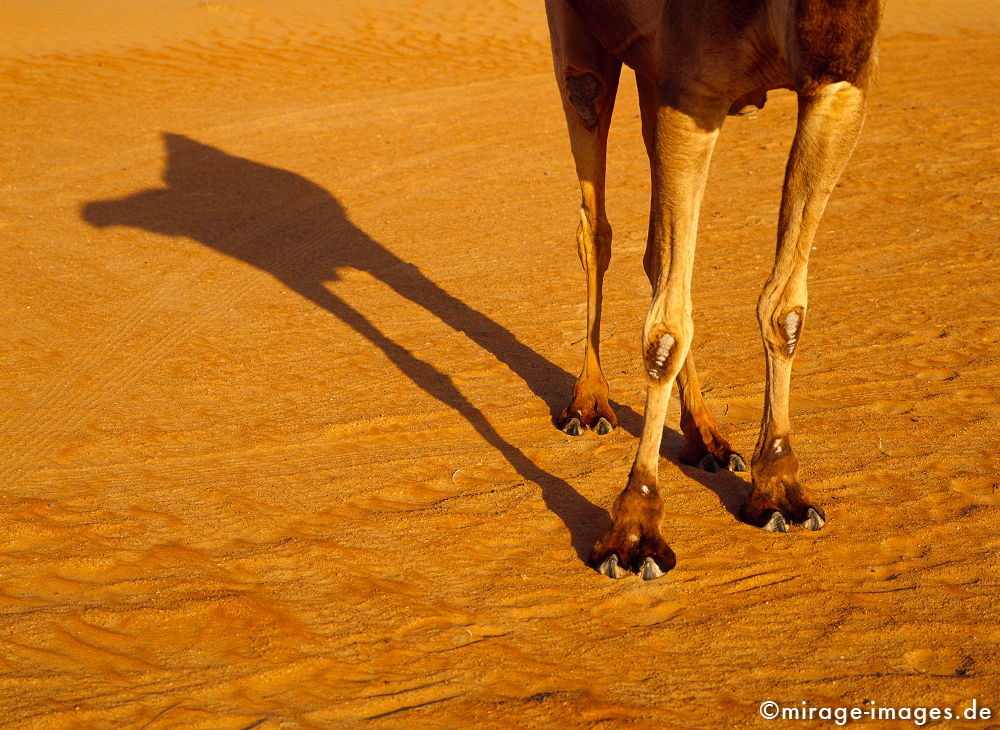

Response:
(1, 0), (998, 727)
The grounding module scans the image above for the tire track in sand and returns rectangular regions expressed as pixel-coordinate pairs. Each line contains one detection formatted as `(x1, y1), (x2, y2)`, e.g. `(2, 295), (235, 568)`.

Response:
(0, 253), (281, 489)
(0, 279), (179, 487)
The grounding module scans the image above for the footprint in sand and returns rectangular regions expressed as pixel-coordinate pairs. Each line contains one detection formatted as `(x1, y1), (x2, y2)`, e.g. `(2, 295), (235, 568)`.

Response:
(949, 476), (1000, 505)
(903, 649), (970, 677)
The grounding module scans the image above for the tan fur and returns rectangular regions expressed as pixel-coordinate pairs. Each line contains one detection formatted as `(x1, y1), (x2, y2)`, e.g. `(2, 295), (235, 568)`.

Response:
(546, 0), (881, 575)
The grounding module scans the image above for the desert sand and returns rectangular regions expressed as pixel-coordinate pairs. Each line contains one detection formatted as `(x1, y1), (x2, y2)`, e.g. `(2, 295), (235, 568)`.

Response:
(1, 1), (998, 727)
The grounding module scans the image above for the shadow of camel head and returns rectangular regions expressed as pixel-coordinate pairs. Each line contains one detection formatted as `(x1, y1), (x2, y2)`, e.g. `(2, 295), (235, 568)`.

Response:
(82, 133), (383, 286)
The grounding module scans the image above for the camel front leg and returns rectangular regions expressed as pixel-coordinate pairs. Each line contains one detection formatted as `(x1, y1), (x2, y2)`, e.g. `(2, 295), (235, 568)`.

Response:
(591, 95), (728, 579)
(636, 75), (746, 476)
(742, 82), (867, 531)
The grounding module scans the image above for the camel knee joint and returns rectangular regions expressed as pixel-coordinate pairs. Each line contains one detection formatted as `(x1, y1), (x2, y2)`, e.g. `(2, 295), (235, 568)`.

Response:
(782, 307), (804, 355)
(759, 295), (805, 357)
(644, 330), (678, 381)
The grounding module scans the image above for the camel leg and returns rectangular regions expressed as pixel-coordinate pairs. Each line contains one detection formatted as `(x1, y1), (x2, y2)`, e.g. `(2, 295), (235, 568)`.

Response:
(547, 0), (623, 436)
(636, 75), (745, 474)
(742, 82), (867, 531)
(590, 92), (729, 579)
(676, 354), (746, 472)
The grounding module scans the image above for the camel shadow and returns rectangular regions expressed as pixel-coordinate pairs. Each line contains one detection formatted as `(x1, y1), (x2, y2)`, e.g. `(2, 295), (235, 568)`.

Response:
(81, 133), (746, 559)
(82, 133), (614, 560)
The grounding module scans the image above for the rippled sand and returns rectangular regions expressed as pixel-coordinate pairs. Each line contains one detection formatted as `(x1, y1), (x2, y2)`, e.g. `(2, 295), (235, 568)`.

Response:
(2, 1), (998, 726)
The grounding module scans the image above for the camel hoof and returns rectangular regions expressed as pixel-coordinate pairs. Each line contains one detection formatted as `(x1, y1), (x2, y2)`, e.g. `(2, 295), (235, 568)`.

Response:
(562, 417), (583, 437)
(801, 507), (826, 531)
(727, 453), (746, 472)
(699, 453), (720, 472)
(762, 511), (788, 533)
(597, 554), (625, 579)
(640, 556), (666, 581)
(594, 417), (614, 436)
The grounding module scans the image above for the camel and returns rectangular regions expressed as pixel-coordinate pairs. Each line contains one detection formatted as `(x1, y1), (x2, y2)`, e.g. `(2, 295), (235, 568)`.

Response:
(546, 0), (882, 579)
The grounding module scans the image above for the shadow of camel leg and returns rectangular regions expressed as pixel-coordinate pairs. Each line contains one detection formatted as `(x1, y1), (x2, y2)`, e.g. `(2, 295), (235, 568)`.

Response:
(295, 282), (610, 560)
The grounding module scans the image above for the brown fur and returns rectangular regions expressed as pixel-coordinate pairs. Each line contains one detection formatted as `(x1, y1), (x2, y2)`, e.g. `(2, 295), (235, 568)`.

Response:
(794, 0), (882, 88)
(546, 0), (881, 576)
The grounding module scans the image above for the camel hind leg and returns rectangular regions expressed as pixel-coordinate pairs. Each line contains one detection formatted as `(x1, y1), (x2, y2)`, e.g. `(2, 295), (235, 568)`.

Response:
(546, 0), (622, 436)
(743, 82), (868, 531)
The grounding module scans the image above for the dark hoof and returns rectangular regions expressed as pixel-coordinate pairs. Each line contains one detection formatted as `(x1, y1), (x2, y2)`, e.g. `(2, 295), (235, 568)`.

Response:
(699, 453), (720, 472)
(594, 417), (614, 436)
(762, 511), (788, 533)
(727, 453), (746, 472)
(800, 507), (826, 531)
(562, 417), (583, 436)
(597, 554), (625, 579)
(591, 536), (675, 580)
(640, 556), (666, 581)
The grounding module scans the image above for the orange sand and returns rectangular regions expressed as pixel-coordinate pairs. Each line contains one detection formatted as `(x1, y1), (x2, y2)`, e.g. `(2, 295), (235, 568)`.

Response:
(1, 1), (998, 727)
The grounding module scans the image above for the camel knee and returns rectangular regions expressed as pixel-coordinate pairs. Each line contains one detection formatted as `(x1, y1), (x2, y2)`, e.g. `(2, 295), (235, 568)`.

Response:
(642, 318), (691, 382)
(758, 293), (805, 357)
(781, 308), (804, 355)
